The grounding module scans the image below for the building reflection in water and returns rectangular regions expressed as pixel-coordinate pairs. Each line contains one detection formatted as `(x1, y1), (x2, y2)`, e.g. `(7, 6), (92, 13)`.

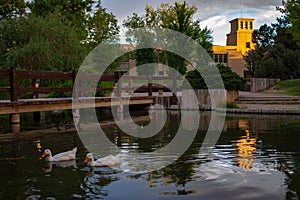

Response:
(234, 120), (257, 169)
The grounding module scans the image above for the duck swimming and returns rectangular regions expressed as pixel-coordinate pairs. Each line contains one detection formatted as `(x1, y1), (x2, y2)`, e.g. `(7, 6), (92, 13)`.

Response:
(84, 153), (120, 167)
(41, 147), (77, 162)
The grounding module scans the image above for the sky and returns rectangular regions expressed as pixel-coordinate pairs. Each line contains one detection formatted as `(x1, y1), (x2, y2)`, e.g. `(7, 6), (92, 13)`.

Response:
(101, 0), (283, 45)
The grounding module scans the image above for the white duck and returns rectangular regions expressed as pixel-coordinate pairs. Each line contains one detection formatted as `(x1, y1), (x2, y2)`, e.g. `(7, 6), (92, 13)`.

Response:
(84, 153), (120, 167)
(41, 147), (77, 162)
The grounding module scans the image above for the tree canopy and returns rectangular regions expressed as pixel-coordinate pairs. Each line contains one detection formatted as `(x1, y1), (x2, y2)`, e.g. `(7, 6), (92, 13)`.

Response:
(0, 0), (119, 71)
(0, 0), (26, 20)
(0, 14), (88, 71)
(246, 2), (300, 80)
(184, 64), (246, 90)
(278, 0), (300, 46)
(123, 1), (213, 75)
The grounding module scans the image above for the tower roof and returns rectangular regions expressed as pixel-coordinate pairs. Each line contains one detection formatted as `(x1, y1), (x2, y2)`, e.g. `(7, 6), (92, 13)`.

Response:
(229, 18), (255, 23)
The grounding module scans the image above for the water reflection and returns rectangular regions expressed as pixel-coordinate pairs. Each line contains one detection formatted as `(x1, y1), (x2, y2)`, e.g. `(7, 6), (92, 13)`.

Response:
(81, 167), (120, 199)
(235, 130), (257, 169)
(42, 160), (77, 173)
(0, 112), (300, 199)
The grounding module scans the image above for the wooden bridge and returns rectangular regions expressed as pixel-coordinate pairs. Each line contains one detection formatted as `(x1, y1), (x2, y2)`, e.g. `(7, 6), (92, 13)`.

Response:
(0, 67), (179, 125)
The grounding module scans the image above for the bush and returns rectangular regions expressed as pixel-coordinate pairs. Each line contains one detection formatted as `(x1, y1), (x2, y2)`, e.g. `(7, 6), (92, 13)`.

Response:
(183, 64), (246, 90)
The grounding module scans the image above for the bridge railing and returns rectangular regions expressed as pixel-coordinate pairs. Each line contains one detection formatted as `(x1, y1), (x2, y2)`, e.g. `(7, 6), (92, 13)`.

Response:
(0, 67), (179, 102)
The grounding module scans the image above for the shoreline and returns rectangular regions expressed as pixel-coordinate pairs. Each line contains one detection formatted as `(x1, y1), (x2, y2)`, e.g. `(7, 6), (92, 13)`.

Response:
(216, 107), (300, 115)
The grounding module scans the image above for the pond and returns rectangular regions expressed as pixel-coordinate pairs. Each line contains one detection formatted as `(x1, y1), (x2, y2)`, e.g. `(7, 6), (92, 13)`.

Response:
(0, 110), (299, 200)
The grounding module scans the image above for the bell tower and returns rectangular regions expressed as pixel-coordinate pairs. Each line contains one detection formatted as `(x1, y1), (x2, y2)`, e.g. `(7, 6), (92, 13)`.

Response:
(226, 18), (255, 55)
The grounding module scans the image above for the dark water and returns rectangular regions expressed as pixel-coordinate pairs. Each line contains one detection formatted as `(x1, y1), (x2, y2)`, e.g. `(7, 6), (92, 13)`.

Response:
(0, 110), (300, 200)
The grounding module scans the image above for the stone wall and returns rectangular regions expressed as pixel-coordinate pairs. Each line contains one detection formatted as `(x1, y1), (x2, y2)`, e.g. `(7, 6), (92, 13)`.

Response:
(181, 89), (239, 110)
(251, 78), (280, 92)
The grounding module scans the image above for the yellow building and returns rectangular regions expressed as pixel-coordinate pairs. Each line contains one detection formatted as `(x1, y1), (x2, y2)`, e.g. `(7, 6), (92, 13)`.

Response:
(213, 18), (255, 78)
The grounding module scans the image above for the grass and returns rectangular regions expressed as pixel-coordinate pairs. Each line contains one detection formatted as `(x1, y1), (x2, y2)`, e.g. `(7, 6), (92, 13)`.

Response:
(275, 79), (300, 96)
(218, 101), (239, 109)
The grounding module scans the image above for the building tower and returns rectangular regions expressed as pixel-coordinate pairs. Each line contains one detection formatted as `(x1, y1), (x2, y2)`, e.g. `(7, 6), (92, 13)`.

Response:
(226, 18), (255, 55)
(213, 18), (255, 78)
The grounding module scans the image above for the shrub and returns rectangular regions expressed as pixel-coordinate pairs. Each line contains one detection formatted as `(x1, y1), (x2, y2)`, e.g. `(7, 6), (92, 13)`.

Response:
(183, 64), (246, 90)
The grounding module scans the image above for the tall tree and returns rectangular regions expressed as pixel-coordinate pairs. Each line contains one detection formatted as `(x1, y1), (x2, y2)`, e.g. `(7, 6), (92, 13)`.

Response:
(123, 1), (213, 75)
(27, 0), (94, 29)
(0, 0), (26, 20)
(84, 3), (119, 45)
(0, 0), (119, 71)
(27, 0), (119, 46)
(278, 0), (300, 46)
(0, 14), (88, 71)
(246, 18), (300, 79)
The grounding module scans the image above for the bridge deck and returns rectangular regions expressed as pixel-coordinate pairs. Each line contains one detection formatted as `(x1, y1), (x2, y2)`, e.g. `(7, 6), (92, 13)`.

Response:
(0, 96), (154, 115)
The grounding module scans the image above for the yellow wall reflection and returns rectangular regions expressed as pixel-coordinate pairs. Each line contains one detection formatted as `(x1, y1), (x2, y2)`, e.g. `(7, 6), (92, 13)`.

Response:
(236, 120), (257, 169)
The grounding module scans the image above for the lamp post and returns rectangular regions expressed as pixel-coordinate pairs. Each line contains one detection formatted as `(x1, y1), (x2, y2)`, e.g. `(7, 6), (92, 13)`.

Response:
(33, 79), (41, 122)
(33, 79), (40, 99)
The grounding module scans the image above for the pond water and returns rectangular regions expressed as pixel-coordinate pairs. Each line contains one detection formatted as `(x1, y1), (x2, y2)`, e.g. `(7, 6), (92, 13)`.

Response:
(0, 110), (300, 200)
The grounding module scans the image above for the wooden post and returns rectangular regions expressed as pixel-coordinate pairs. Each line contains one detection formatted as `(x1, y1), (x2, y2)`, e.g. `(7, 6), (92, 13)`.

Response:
(10, 66), (20, 125)
(72, 70), (78, 99)
(10, 113), (20, 124)
(148, 77), (153, 97)
(171, 74), (177, 105)
(114, 71), (121, 97)
(10, 66), (18, 102)
(11, 123), (20, 133)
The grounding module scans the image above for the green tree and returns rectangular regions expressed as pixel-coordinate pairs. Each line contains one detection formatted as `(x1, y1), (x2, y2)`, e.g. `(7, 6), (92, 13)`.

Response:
(0, 0), (120, 71)
(0, 0), (26, 20)
(246, 17), (300, 79)
(27, 0), (119, 46)
(278, 0), (300, 45)
(123, 1), (213, 75)
(184, 64), (246, 90)
(0, 14), (88, 71)
(85, 4), (119, 46)
(27, 0), (94, 29)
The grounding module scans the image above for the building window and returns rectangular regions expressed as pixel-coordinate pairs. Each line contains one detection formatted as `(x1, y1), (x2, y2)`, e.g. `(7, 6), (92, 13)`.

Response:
(214, 54), (228, 65)
(223, 54), (228, 63)
(240, 21), (243, 29)
(246, 42), (251, 48)
(245, 22), (248, 29)
(214, 54), (219, 63)
(250, 22), (253, 29)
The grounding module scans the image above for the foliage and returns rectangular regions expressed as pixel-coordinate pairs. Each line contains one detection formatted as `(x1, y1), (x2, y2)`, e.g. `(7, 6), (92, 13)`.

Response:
(184, 64), (246, 90)
(123, 1), (213, 75)
(278, 0), (300, 46)
(47, 80), (73, 98)
(0, 0), (27, 20)
(246, 17), (300, 79)
(218, 64), (247, 90)
(27, 0), (94, 31)
(0, 14), (88, 71)
(0, 0), (120, 70)
(27, 0), (119, 46)
(96, 81), (114, 97)
(84, 5), (119, 45)
(218, 101), (239, 109)
(275, 79), (300, 96)
(226, 102), (239, 109)
(183, 69), (207, 89)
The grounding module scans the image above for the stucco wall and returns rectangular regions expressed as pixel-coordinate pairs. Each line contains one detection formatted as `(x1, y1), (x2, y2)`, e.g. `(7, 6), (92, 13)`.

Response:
(251, 78), (280, 92)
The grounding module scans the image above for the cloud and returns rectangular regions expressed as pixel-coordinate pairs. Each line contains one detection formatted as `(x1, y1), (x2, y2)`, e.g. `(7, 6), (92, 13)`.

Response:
(201, 15), (227, 29)
(101, 0), (283, 44)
